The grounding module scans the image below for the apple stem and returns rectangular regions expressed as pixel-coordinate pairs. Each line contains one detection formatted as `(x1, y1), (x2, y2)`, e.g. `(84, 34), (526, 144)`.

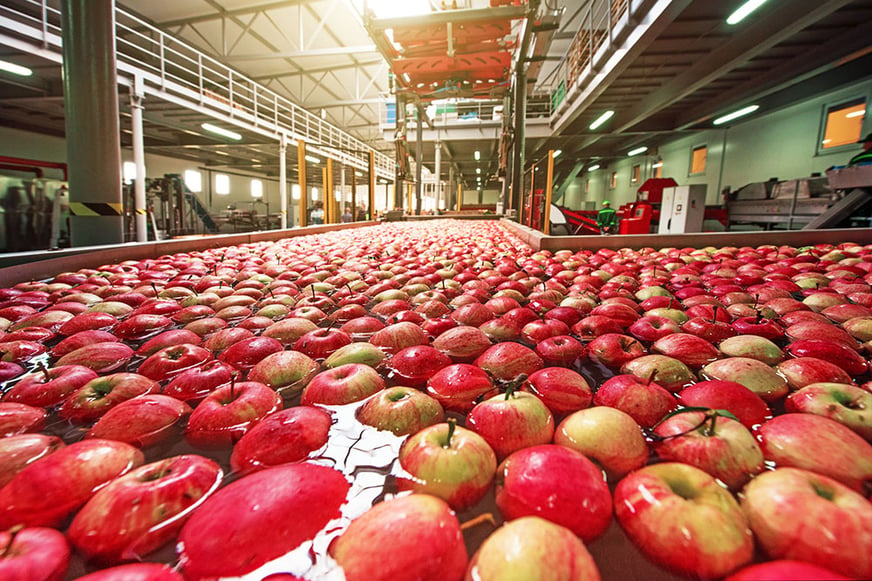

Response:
(504, 374), (528, 399)
(38, 360), (50, 382)
(705, 411), (718, 437)
(267, 288), (275, 298)
(711, 306), (718, 324)
(150, 282), (158, 296)
(645, 370), (657, 386)
(311, 286), (316, 300)
(460, 513), (497, 531)
(444, 417), (456, 448)
(229, 373), (239, 400)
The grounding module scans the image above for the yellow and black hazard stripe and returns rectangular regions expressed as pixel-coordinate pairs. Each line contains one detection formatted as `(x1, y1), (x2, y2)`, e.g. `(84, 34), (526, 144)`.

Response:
(69, 202), (124, 216)
(135, 208), (147, 215)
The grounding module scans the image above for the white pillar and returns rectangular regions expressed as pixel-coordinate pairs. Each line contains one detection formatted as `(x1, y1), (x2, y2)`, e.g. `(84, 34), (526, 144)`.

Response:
(279, 134), (288, 229)
(130, 75), (147, 243)
(434, 141), (442, 210)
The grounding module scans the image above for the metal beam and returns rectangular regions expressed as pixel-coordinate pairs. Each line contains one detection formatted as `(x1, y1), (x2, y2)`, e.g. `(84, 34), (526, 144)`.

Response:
(369, 5), (527, 31)
(251, 58), (384, 80)
(158, 0), (309, 28)
(613, 0), (853, 134)
(225, 45), (379, 61)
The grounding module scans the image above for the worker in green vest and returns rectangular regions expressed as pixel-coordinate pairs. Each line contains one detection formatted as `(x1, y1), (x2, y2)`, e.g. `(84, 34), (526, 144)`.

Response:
(848, 133), (872, 166)
(597, 200), (618, 234)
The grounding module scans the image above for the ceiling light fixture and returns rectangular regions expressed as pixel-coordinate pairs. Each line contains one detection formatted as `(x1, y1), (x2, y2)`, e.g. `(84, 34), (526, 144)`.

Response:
(589, 110), (614, 131)
(474, 150), (481, 161)
(588, 164), (600, 172)
(713, 104), (759, 125)
(726, 0), (769, 25)
(305, 155), (322, 164)
(0, 59), (32, 77)
(628, 146), (648, 156)
(476, 168), (481, 174)
(201, 123), (242, 141)
(652, 161), (663, 168)
(846, 110), (866, 119)
(552, 149), (562, 158)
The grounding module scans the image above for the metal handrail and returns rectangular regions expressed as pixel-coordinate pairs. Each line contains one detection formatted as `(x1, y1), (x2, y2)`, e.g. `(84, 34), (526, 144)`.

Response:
(0, 0), (394, 178)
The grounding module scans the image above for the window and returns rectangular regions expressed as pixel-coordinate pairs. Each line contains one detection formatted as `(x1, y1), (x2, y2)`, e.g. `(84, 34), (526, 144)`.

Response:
(311, 187), (319, 200)
(631, 164), (641, 184)
(184, 170), (202, 193)
(653, 160), (663, 179)
(292, 184), (301, 200)
(609, 171), (617, 189)
(215, 174), (230, 195)
(820, 98), (866, 151)
(250, 179), (263, 198)
(690, 145), (707, 175)
(122, 161), (136, 184)
(584, 179), (590, 193)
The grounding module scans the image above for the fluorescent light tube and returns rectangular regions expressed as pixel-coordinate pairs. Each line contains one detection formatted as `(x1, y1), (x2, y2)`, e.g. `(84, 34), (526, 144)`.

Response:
(589, 110), (614, 131)
(727, 0), (769, 25)
(713, 105), (759, 125)
(201, 123), (242, 141)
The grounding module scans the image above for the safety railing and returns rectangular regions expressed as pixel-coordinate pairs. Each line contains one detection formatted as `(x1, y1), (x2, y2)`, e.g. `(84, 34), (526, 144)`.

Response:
(0, 0), (394, 179)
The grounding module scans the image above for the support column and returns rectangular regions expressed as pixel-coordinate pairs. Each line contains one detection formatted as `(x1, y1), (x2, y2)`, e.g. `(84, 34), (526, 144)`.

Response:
(325, 158), (335, 223)
(510, 70), (527, 215)
(61, 0), (123, 246)
(130, 75), (147, 243)
(368, 151), (376, 220)
(415, 106), (424, 216)
(279, 134), (288, 229)
(298, 141), (308, 227)
(351, 169), (357, 221)
(544, 150), (555, 235)
(434, 141), (442, 211)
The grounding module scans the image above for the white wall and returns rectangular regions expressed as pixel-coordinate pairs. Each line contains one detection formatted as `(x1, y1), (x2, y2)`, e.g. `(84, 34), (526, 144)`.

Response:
(556, 76), (872, 210)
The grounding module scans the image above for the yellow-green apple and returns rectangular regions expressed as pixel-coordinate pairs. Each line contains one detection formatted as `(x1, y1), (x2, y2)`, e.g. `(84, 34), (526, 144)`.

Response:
(473, 342), (543, 381)
(56, 341), (134, 374)
(0, 439), (143, 528)
(162, 360), (235, 403)
(217, 336), (284, 371)
(112, 314), (173, 341)
(230, 406), (331, 474)
(86, 395), (192, 448)
(651, 333), (719, 368)
(397, 420), (496, 510)
(425, 363), (497, 413)
(0, 433), (64, 487)
(185, 381), (282, 448)
(522, 367), (591, 415)
(3, 364), (97, 408)
(593, 373), (677, 427)
(9, 310), (71, 332)
(60, 373), (160, 424)
(432, 326), (491, 362)
(357, 387), (444, 436)
(369, 322), (428, 354)
(652, 409), (763, 489)
(842, 315), (872, 342)
(0, 527), (70, 581)
(68, 455), (222, 564)
(555, 406), (648, 480)
(136, 344), (213, 382)
(496, 444), (611, 542)
(301, 363), (385, 405)
(725, 560), (850, 581)
(717, 335), (784, 365)
(261, 317), (318, 346)
(786, 382), (872, 440)
(135, 329), (202, 357)
(645, 307), (688, 324)
(247, 350), (320, 395)
(614, 462), (753, 579)
(329, 494), (467, 581)
(465, 517), (600, 581)
(178, 463), (349, 579)
(323, 342), (385, 368)
(756, 413), (872, 493)
(51, 331), (121, 357)
(587, 333), (646, 368)
(700, 357), (788, 402)
(467, 388), (554, 460)
(678, 380), (771, 429)
(741, 468), (872, 578)
(775, 356), (854, 390)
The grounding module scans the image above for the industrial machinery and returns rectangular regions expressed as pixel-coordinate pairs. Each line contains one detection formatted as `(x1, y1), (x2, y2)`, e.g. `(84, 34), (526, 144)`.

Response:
(0, 156), (69, 253)
(122, 174), (219, 241)
(724, 170), (872, 230)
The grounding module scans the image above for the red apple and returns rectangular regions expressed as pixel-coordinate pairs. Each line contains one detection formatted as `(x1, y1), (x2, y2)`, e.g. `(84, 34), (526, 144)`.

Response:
(614, 462), (753, 579)
(0, 433), (64, 487)
(86, 395), (192, 448)
(775, 356), (854, 390)
(60, 373), (160, 424)
(136, 344), (213, 382)
(397, 420), (496, 510)
(523, 367), (591, 415)
(185, 381), (282, 448)
(162, 360), (236, 403)
(651, 333), (720, 368)
(0, 527), (70, 581)
(432, 325), (491, 362)
(330, 494), (467, 581)
(678, 380), (771, 429)
(51, 330), (120, 357)
(786, 382), (872, 440)
(588, 333), (646, 368)
(473, 342), (543, 382)
(112, 314), (173, 341)
(230, 406), (331, 474)
(467, 388), (554, 460)
(177, 463), (349, 580)
(247, 350), (320, 395)
(496, 444), (611, 542)
(55, 341), (134, 374)
(369, 322), (428, 354)
(0, 402), (46, 437)
(301, 363), (385, 405)
(741, 468), (872, 579)
(783, 339), (868, 375)
(725, 560), (850, 581)
(628, 315), (681, 342)
(593, 373), (677, 428)
(425, 363), (497, 413)
(293, 327), (352, 360)
(0, 439), (143, 528)
(217, 336), (284, 371)
(135, 329), (202, 357)
(356, 387), (444, 436)
(68, 455), (222, 564)
(73, 563), (183, 581)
